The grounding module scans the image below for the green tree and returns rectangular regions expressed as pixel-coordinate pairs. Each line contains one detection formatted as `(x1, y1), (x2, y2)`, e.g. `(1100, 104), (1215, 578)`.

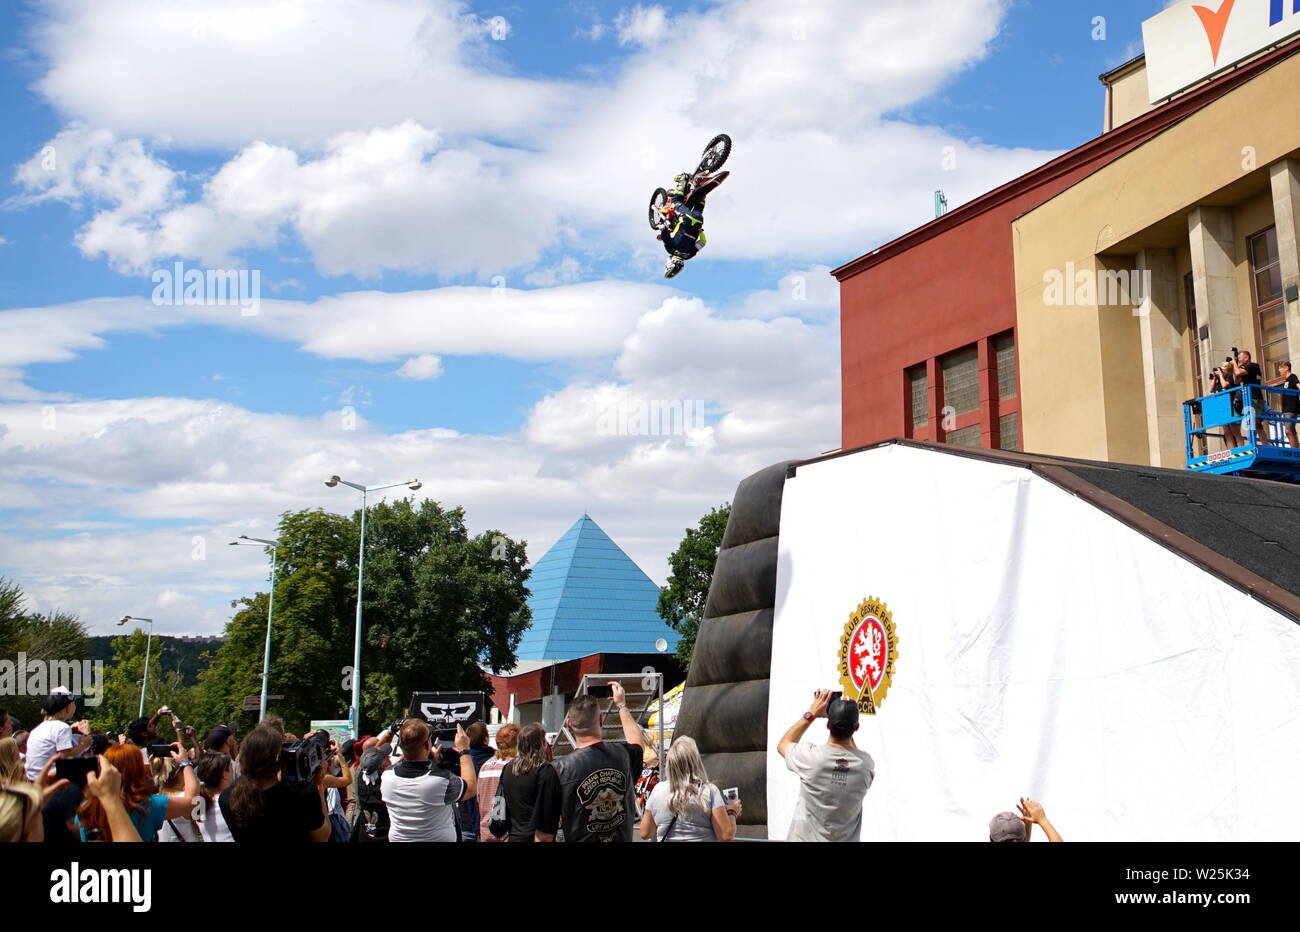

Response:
(657, 504), (731, 668)
(91, 629), (192, 734)
(0, 577), (25, 658)
(196, 509), (357, 734)
(359, 498), (532, 716)
(194, 501), (532, 734)
(0, 579), (90, 729)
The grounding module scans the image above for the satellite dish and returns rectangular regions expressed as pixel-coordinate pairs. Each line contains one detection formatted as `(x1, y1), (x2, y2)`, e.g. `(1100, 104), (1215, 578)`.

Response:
(655, 638), (668, 653)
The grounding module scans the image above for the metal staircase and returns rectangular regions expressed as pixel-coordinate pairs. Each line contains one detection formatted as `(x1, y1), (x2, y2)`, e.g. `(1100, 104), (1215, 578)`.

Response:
(548, 671), (666, 758)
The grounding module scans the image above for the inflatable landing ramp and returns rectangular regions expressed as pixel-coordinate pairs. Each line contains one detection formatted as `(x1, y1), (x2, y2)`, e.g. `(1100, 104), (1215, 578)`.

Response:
(673, 440), (1300, 841)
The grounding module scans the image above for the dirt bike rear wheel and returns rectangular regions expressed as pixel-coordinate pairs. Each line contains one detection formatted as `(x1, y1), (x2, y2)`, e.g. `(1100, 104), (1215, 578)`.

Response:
(696, 134), (731, 174)
(649, 188), (669, 230)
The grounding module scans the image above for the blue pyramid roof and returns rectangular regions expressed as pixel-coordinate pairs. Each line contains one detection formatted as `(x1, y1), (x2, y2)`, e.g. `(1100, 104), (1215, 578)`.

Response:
(514, 515), (679, 662)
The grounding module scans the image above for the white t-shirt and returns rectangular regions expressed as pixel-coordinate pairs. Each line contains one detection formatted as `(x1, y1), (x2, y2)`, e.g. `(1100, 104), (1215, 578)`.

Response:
(380, 761), (466, 842)
(158, 794), (203, 843)
(784, 742), (874, 842)
(645, 781), (727, 842)
(198, 794), (235, 842)
(24, 719), (76, 781)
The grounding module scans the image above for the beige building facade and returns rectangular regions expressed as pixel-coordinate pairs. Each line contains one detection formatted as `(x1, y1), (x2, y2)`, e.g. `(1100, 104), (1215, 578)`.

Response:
(1015, 47), (1300, 466)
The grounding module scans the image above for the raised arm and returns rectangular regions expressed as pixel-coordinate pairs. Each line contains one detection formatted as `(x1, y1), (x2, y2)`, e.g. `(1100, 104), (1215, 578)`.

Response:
(609, 682), (644, 748)
(320, 740), (353, 789)
(1018, 797), (1063, 843)
(164, 750), (199, 818)
(454, 725), (477, 800)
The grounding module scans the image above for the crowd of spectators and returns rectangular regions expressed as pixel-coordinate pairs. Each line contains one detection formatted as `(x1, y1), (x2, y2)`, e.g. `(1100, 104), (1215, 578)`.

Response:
(0, 682), (1065, 843)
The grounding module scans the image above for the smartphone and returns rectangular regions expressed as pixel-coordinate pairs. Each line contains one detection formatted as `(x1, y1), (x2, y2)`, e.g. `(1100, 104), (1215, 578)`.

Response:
(55, 757), (100, 787)
(147, 743), (177, 759)
(723, 787), (740, 803)
(587, 684), (614, 699)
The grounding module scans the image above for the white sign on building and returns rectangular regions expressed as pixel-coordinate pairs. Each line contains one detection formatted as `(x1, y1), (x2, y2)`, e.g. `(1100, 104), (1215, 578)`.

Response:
(1143, 0), (1300, 103)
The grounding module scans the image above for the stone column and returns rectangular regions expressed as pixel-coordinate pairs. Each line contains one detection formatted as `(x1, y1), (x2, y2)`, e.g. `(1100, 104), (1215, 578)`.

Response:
(1135, 248), (1187, 466)
(1270, 159), (1300, 365)
(1187, 206), (1243, 383)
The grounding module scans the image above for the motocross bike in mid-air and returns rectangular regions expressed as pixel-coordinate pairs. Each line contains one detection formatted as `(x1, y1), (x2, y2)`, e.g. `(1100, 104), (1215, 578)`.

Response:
(648, 133), (731, 279)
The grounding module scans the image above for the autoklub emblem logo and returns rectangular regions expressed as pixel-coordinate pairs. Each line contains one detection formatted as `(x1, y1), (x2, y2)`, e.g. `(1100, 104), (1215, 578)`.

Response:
(837, 596), (898, 715)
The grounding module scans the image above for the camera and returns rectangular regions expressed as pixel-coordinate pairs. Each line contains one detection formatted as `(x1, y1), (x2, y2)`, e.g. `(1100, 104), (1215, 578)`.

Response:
(280, 738), (323, 783)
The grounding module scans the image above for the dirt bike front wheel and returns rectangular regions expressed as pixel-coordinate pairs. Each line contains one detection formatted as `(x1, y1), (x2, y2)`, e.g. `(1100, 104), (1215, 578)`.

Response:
(696, 134), (731, 174)
(648, 188), (668, 230)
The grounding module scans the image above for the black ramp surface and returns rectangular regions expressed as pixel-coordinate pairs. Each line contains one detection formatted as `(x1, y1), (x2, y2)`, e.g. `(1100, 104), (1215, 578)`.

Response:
(1062, 465), (1300, 599)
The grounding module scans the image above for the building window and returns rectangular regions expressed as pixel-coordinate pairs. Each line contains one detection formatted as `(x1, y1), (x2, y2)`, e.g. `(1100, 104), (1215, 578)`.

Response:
(946, 424), (982, 448)
(907, 333), (1020, 452)
(908, 365), (928, 429)
(1249, 227), (1288, 377)
(940, 346), (979, 415)
(994, 332), (1017, 401)
(1184, 272), (1203, 390)
(998, 412), (1020, 452)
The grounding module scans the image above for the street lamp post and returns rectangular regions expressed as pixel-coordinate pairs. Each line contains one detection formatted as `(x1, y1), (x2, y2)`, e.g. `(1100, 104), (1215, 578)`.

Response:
(231, 535), (279, 721)
(117, 615), (155, 717)
(325, 475), (421, 738)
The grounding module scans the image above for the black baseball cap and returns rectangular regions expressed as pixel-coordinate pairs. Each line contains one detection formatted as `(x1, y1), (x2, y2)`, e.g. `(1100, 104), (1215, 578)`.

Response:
(40, 687), (77, 715)
(204, 724), (237, 750)
(826, 697), (860, 731)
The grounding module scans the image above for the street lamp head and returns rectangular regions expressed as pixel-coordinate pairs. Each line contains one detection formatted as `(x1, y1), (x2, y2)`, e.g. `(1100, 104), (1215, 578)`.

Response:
(408, 480), (422, 491)
(325, 476), (340, 488)
(117, 617), (129, 626)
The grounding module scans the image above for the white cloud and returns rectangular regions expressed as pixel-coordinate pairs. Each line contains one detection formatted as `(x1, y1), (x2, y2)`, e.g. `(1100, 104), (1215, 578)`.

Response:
(616, 4), (671, 46)
(731, 266), (839, 319)
(11, 123), (177, 212)
(395, 354), (444, 379)
(28, 0), (569, 148)
(0, 281), (838, 635)
(0, 279), (677, 398)
(14, 0), (1055, 276)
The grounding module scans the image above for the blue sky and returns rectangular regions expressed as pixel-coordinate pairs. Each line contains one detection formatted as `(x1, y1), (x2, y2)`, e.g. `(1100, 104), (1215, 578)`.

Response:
(0, 0), (1173, 636)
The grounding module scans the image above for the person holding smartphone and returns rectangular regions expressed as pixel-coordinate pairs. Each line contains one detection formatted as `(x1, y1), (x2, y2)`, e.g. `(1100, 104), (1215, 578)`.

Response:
(533, 682), (645, 843)
(74, 741), (197, 842)
(777, 689), (875, 842)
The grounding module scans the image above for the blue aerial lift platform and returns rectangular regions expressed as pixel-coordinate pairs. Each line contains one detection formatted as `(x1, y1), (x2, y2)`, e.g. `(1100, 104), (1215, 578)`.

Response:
(1184, 383), (1300, 482)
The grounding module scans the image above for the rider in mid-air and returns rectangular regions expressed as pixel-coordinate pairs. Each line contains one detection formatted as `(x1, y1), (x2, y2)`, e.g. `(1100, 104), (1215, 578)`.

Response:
(656, 168), (729, 279)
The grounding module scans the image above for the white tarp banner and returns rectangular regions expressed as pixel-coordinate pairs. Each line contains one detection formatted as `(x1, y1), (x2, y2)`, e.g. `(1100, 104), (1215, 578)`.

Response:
(767, 445), (1300, 841)
(1143, 0), (1300, 103)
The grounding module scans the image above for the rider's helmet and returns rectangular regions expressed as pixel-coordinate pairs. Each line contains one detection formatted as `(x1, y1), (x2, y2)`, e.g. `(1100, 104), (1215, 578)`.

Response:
(664, 256), (685, 279)
(671, 172), (691, 194)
